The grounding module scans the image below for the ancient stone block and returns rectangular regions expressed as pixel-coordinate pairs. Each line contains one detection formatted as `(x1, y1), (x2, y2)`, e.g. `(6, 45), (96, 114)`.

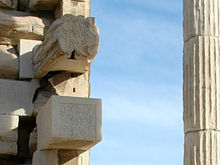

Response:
(0, 79), (39, 116)
(0, 0), (17, 9)
(48, 71), (90, 98)
(0, 141), (17, 156)
(0, 9), (51, 45)
(37, 95), (102, 150)
(0, 115), (18, 142)
(184, 131), (220, 165)
(18, 39), (42, 79)
(183, 0), (220, 41)
(32, 150), (58, 165)
(0, 45), (18, 79)
(29, 0), (58, 11)
(183, 36), (220, 133)
(29, 128), (37, 155)
(32, 15), (99, 78)
(54, 0), (87, 19)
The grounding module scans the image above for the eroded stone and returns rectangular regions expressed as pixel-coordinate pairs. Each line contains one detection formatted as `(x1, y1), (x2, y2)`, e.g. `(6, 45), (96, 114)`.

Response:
(0, 141), (17, 156)
(0, 0), (17, 9)
(33, 15), (99, 78)
(29, 0), (59, 11)
(0, 9), (51, 45)
(0, 45), (18, 79)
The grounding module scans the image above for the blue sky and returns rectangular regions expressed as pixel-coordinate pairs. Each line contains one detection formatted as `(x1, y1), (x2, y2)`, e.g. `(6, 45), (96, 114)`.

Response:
(89, 0), (183, 165)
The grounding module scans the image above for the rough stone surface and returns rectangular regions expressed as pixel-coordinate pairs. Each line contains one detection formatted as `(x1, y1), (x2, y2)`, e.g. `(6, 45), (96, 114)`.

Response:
(0, 0), (17, 9)
(32, 150), (58, 165)
(18, 39), (42, 79)
(29, 0), (59, 11)
(0, 45), (18, 79)
(183, 0), (220, 41)
(0, 79), (39, 116)
(0, 141), (17, 156)
(48, 71), (90, 98)
(183, 36), (220, 133)
(0, 9), (51, 45)
(33, 15), (99, 78)
(0, 115), (18, 142)
(184, 131), (220, 165)
(37, 95), (102, 150)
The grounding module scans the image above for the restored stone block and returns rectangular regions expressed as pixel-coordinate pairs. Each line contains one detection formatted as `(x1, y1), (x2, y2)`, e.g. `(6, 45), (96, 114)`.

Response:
(37, 95), (102, 150)
(183, 36), (220, 133)
(0, 115), (18, 142)
(54, 0), (87, 19)
(0, 141), (17, 156)
(0, 0), (17, 9)
(0, 9), (51, 45)
(48, 71), (90, 98)
(32, 150), (58, 165)
(184, 131), (220, 165)
(0, 45), (18, 79)
(183, 0), (220, 41)
(32, 15), (99, 78)
(0, 79), (39, 116)
(18, 39), (42, 79)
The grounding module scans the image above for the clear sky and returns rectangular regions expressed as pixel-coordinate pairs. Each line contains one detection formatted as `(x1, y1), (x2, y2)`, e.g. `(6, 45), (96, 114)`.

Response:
(89, 0), (183, 165)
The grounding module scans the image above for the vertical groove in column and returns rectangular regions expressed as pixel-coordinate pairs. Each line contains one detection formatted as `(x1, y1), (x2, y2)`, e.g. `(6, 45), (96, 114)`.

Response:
(183, 36), (219, 133)
(184, 131), (220, 165)
(183, 0), (219, 41)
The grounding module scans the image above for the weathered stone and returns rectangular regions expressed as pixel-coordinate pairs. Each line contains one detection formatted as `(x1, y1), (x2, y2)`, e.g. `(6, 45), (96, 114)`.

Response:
(184, 131), (220, 165)
(0, 141), (17, 156)
(0, 79), (39, 116)
(33, 15), (99, 78)
(54, 0), (88, 19)
(183, 0), (220, 41)
(29, 127), (37, 156)
(0, 45), (18, 79)
(183, 36), (220, 133)
(37, 95), (102, 150)
(0, 9), (51, 45)
(48, 71), (90, 98)
(0, 0), (17, 9)
(18, 39), (42, 79)
(29, 0), (58, 11)
(32, 150), (58, 165)
(0, 115), (18, 142)
(58, 150), (89, 165)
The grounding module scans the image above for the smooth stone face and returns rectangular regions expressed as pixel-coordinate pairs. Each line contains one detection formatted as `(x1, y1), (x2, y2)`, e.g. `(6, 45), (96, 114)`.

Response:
(48, 71), (90, 98)
(0, 45), (18, 79)
(18, 39), (42, 79)
(32, 150), (58, 165)
(37, 95), (102, 151)
(0, 9), (51, 45)
(0, 115), (18, 142)
(0, 141), (17, 156)
(0, 79), (39, 116)
(0, 0), (17, 9)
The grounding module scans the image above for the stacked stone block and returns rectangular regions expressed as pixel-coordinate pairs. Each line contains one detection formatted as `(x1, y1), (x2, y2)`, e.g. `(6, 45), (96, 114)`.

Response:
(0, 0), (101, 164)
(183, 0), (220, 164)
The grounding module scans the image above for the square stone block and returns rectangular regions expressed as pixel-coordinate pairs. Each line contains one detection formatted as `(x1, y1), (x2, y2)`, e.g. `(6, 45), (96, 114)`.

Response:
(0, 115), (18, 142)
(18, 39), (42, 79)
(32, 150), (58, 165)
(0, 79), (39, 116)
(0, 141), (17, 156)
(37, 95), (102, 150)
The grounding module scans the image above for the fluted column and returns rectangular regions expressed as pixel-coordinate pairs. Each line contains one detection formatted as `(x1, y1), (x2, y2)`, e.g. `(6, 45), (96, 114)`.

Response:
(183, 0), (220, 164)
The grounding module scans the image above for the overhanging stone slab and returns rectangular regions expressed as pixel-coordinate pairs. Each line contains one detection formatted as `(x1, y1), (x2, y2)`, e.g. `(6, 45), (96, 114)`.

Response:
(29, 0), (59, 11)
(37, 95), (102, 150)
